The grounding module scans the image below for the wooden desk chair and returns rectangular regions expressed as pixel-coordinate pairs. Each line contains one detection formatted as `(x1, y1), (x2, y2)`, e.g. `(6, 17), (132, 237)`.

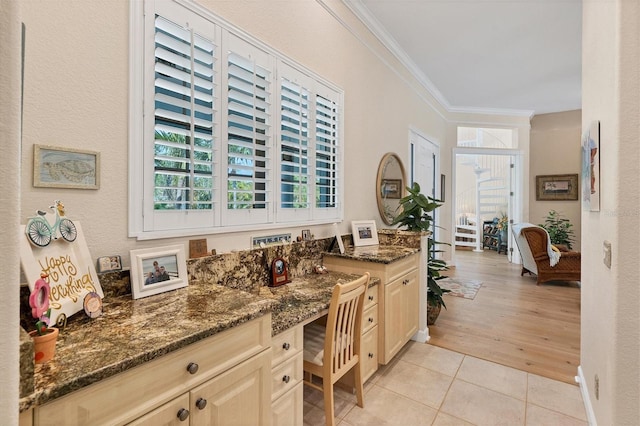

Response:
(303, 272), (370, 426)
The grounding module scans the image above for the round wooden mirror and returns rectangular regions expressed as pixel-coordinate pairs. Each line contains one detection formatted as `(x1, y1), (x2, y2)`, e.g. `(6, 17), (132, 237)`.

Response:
(376, 153), (406, 225)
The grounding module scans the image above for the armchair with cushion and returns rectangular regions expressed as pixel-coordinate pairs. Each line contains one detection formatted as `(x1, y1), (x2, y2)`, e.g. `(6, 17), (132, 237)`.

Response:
(512, 223), (581, 285)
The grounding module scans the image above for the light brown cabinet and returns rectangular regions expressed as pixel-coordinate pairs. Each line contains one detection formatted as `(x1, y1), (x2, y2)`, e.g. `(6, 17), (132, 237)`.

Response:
(383, 269), (419, 359)
(32, 315), (271, 426)
(270, 325), (304, 426)
(323, 252), (419, 364)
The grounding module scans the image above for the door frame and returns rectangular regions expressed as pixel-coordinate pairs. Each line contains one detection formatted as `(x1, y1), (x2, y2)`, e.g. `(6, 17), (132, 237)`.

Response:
(451, 147), (524, 266)
(408, 127), (440, 343)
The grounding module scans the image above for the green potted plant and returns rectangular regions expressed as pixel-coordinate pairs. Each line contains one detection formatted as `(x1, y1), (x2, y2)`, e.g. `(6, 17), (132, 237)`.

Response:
(539, 210), (575, 250)
(390, 182), (450, 324)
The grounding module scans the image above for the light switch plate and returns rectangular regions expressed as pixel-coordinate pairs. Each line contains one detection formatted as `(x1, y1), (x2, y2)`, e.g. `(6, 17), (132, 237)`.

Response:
(603, 240), (612, 269)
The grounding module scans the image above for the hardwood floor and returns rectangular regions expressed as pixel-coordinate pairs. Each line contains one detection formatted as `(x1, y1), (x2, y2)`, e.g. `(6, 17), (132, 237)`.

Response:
(428, 249), (581, 385)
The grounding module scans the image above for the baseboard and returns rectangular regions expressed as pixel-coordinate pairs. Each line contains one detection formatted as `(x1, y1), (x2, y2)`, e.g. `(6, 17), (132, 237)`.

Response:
(576, 365), (597, 425)
(412, 326), (430, 343)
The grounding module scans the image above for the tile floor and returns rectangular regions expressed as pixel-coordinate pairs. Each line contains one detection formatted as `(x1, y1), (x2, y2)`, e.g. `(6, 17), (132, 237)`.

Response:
(303, 342), (588, 426)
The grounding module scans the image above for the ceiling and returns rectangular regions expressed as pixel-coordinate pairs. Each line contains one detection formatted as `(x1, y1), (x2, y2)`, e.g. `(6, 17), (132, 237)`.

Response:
(345, 0), (582, 117)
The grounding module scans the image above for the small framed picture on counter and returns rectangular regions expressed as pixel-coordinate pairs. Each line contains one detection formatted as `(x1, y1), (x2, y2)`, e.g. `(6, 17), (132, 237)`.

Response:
(351, 220), (379, 247)
(130, 244), (187, 300)
(97, 255), (122, 273)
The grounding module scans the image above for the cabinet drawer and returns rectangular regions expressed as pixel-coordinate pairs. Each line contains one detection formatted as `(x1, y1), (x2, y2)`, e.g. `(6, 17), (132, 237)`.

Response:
(127, 393), (189, 426)
(271, 325), (303, 368)
(271, 352), (303, 401)
(361, 326), (379, 383)
(385, 253), (418, 283)
(364, 283), (378, 309)
(362, 304), (378, 334)
(35, 315), (271, 426)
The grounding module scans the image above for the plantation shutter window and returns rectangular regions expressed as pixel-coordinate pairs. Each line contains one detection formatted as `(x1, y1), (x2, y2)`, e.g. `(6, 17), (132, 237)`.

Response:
(142, 0), (219, 232)
(224, 35), (272, 225)
(314, 90), (340, 216)
(131, 0), (342, 238)
(276, 63), (314, 222)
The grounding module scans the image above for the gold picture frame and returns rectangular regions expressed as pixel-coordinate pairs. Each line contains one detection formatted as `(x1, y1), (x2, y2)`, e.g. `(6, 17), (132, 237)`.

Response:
(33, 144), (100, 189)
(535, 174), (579, 201)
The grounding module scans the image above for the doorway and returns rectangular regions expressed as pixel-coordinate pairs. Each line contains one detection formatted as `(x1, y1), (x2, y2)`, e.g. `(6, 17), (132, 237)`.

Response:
(409, 128), (440, 238)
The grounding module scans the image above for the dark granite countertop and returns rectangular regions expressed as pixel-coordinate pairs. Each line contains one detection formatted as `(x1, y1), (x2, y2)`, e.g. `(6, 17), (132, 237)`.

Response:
(19, 271), (376, 412)
(324, 244), (420, 264)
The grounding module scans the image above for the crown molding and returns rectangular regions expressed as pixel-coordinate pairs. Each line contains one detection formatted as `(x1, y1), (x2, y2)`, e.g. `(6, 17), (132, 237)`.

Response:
(342, 0), (535, 120)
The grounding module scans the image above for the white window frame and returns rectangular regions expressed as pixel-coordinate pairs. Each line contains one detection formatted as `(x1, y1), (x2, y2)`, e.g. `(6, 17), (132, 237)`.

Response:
(129, 0), (343, 240)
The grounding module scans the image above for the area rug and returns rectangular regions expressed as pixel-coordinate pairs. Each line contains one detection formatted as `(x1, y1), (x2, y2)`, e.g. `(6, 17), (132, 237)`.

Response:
(438, 278), (483, 300)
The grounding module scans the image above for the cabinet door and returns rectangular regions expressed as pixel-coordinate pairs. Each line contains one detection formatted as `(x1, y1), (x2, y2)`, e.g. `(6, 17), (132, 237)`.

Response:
(189, 350), (270, 426)
(271, 382), (303, 426)
(127, 394), (190, 426)
(401, 269), (419, 343)
(383, 278), (404, 363)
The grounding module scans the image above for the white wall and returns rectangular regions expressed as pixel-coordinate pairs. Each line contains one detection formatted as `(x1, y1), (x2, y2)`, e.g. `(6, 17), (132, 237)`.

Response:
(530, 110), (582, 249)
(0, 1), (22, 423)
(581, 0), (640, 424)
(19, 0), (455, 263)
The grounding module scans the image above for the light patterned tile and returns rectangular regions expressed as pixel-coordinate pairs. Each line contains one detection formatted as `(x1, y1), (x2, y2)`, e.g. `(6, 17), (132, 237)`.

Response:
(302, 383), (357, 420)
(525, 403), (588, 426)
(440, 379), (525, 426)
(344, 385), (438, 426)
(376, 359), (454, 409)
(399, 342), (465, 377)
(457, 356), (528, 400)
(303, 401), (326, 426)
(432, 411), (476, 426)
(527, 374), (586, 421)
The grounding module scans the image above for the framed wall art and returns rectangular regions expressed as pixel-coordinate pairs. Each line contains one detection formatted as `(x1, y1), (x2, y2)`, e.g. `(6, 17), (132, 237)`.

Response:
(535, 174), (579, 201)
(351, 220), (379, 247)
(582, 120), (600, 211)
(33, 144), (100, 189)
(129, 244), (188, 300)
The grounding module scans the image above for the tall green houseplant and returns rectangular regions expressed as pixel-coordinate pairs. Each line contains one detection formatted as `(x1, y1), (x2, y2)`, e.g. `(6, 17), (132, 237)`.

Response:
(390, 182), (450, 324)
(539, 210), (575, 249)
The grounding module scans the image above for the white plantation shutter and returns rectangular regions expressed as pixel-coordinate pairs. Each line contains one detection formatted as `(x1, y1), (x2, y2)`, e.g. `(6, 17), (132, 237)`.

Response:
(132, 1), (342, 237)
(314, 88), (341, 218)
(224, 35), (272, 225)
(277, 64), (312, 222)
(143, 0), (218, 232)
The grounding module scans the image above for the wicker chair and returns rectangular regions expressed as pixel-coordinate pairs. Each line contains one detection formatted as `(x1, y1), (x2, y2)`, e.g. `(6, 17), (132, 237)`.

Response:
(513, 224), (581, 285)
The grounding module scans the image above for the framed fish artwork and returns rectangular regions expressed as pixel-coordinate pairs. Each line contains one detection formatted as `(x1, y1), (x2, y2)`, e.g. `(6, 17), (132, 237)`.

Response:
(33, 145), (100, 189)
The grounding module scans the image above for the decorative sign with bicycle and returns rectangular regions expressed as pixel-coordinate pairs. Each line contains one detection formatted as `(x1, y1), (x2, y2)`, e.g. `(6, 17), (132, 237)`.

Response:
(20, 201), (104, 326)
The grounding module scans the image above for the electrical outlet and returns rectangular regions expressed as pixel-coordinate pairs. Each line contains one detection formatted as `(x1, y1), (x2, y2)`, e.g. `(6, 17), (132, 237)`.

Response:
(595, 374), (599, 400)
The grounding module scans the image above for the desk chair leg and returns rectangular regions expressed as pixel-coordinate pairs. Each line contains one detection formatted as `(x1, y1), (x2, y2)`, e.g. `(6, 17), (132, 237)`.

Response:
(323, 380), (335, 426)
(354, 362), (364, 408)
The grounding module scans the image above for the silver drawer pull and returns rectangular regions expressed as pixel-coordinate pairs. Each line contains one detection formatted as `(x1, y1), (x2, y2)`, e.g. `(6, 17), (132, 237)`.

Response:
(177, 408), (190, 421)
(196, 397), (207, 410)
(282, 342), (291, 350)
(186, 362), (199, 375)
(282, 375), (291, 383)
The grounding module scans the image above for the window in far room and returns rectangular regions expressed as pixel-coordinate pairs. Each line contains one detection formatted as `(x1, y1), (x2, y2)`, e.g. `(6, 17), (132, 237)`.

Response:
(457, 127), (515, 149)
